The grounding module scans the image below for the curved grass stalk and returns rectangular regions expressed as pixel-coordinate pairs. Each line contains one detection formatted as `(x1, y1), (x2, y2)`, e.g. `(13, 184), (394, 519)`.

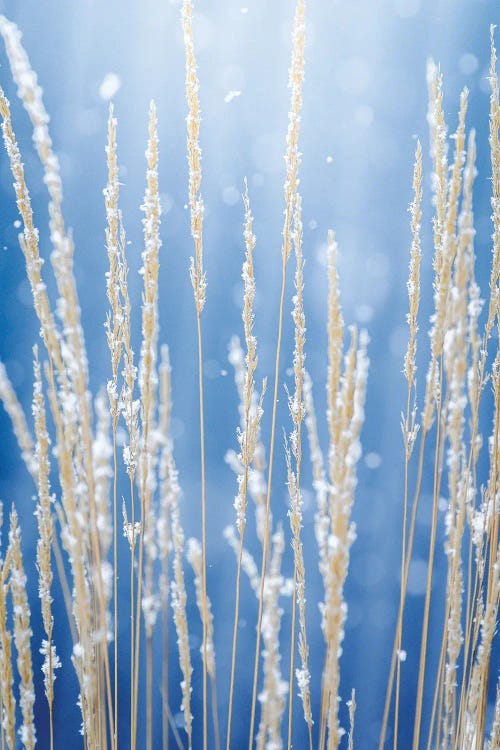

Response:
(187, 538), (220, 750)
(393, 140), (422, 750)
(133, 100), (161, 750)
(104, 104), (123, 750)
(181, 4), (208, 745)
(248, 2), (306, 746)
(226, 182), (264, 750)
(285, 195), (313, 750)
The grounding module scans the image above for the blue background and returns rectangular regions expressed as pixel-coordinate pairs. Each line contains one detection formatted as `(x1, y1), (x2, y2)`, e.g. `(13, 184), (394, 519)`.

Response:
(0, 0), (498, 747)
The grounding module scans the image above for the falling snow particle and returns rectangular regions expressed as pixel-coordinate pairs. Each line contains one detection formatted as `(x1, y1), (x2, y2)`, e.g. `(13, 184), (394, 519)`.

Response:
(222, 185), (240, 206)
(459, 53), (479, 75)
(99, 72), (122, 101)
(365, 452), (382, 470)
(438, 497), (448, 513)
(355, 304), (374, 323)
(224, 90), (242, 104)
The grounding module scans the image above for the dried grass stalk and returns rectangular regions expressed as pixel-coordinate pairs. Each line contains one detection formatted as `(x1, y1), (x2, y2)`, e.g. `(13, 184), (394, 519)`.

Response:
(0, 526), (16, 750)
(0, 362), (36, 479)
(32, 347), (60, 716)
(8, 510), (36, 750)
(285, 194), (313, 746)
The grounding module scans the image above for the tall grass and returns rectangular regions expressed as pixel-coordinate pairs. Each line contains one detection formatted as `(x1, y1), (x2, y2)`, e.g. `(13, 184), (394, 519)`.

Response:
(0, 2), (498, 749)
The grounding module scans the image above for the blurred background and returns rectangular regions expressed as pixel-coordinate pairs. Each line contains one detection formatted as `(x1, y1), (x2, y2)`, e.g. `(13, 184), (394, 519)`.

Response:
(0, 0), (498, 747)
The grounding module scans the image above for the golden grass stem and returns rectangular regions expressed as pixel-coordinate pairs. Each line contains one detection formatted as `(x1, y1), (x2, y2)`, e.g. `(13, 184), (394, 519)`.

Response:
(425, 617), (447, 750)
(247, 258), (288, 750)
(89, 459), (115, 748)
(226, 181), (262, 750)
(49, 632), (54, 750)
(412, 362), (444, 750)
(476, 400), (500, 742)
(162, 557), (170, 750)
(130, 477), (137, 750)
(147, 634), (153, 750)
(133, 498), (144, 750)
(287, 566), (298, 750)
(181, 3), (208, 744)
(393, 388), (412, 750)
(197, 313), (209, 750)
(285, 195), (311, 750)
(159, 347), (172, 750)
(378, 426), (428, 750)
(318, 651), (328, 750)
(248, 0), (305, 742)
(226, 524), (246, 750)
(113, 436), (118, 750)
(165, 700), (187, 750)
(211, 666), (221, 750)
(1, 681), (4, 750)
(435, 647), (446, 750)
(394, 139), (422, 750)
(454, 533), (476, 748)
